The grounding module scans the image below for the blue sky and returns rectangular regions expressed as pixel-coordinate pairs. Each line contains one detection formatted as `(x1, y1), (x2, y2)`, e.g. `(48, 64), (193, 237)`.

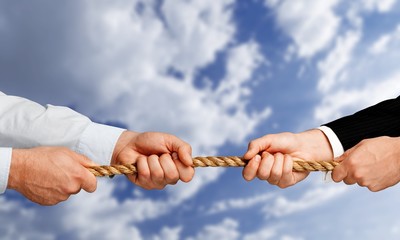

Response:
(1, 0), (400, 239)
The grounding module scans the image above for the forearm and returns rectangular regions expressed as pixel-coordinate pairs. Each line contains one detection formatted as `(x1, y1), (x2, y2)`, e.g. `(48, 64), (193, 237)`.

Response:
(296, 129), (334, 161)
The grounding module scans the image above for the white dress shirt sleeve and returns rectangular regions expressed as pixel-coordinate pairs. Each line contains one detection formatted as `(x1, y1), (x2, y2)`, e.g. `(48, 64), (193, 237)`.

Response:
(0, 91), (126, 193)
(0, 148), (12, 194)
(318, 126), (345, 158)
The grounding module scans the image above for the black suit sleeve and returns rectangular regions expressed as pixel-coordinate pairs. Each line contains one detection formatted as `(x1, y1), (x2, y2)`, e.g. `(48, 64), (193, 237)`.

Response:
(324, 96), (400, 151)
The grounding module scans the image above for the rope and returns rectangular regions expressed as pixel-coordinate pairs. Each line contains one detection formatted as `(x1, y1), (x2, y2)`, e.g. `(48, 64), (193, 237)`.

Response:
(87, 156), (339, 177)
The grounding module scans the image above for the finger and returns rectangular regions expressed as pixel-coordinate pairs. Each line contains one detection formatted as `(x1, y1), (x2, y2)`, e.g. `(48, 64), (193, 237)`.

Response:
(136, 156), (154, 189)
(278, 154), (295, 188)
(159, 154), (179, 184)
(257, 152), (274, 180)
(268, 153), (284, 185)
(242, 155), (261, 181)
(76, 153), (98, 167)
(244, 137), (272, 160)
(148, 154), (165, 186)
(332, 164), (347, 183)
(334, 154), (346, 163)
(81, 169), (98, 193)
(169, 136), (193, 167)
(73, 153), (97, 193)
(343, 177), (357, 185)
(173, 156), (195, 183)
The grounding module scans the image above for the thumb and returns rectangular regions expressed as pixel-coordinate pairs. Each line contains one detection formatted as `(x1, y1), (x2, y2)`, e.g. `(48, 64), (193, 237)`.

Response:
(169, 135), (193, 167)
(331, 152), (349, 182)
(76, 154), (98, 193)
(334, 150), (349, 163)
(243, 137), (272, 160)
(76, 153), (98, 167)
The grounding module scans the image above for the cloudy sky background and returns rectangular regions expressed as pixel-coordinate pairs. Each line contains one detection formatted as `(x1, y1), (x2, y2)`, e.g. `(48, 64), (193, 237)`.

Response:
(1, 0), (400, 239)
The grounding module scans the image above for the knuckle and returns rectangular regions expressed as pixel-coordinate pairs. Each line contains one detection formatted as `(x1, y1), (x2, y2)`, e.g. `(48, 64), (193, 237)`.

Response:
(166, 172), (179, 183)
(257, 169), (269, 180)
(57, 194), (70, 203)
(270, 169), (282, 180)
(138, 181), (154, 190)
(368, 186), (379, 192)
(63, 182), (81, 195)
(169, 180), (179, 186)
(346, 158), (357, 169)
(141, 185), (152, 190)
(358, 180), (368, 187)
(267, 178), (279, 185)
(248, 140), (257, 149)
(353, 171), (363, 181)
(152, 169), (164, 181)
(139, 170), (151, 180)
(156, 185), (166, 190)
(278, 182), (292, 189)
(180, 170), (194, 183)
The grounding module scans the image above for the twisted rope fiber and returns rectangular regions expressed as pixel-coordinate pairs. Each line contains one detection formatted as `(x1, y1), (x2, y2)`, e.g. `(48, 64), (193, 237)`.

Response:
(87, 156), (339, 177)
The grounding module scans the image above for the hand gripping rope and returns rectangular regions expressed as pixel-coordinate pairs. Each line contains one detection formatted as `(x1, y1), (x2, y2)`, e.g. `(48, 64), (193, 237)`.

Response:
(86, 156), (338, 177)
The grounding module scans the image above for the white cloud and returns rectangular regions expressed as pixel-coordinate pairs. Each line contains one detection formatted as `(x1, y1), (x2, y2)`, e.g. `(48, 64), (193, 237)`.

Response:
(243, 227), (277, 240)
(216, 41), (264, 109)
(151, 226), (182, 240)
(207, 192), (274, 214)
(1, 1), (274, 238)
(166, 168), (224, 204)
(263, 184), (348, 217)
(315, 21), (400, 123)
(313, 1), (399, 121)
(265, 0), (341, 58)
(186, 218), (240, 240)
(69, 0), (271, 156)
(0, 3), (275, 239)
(369, 34), (392, 54)
(315, 70), (400, 124)
(0, 197), (56, 240)
(0, 180), (178, 239)
(242, 224), (305, 240)
(369, 25), (400, 55)
(61, 0), (270, 204)
(363, 0), (398, 12)
(281, 236), (305, 240)
(317, 30), (361, 93)
(162, 0), (236, 76)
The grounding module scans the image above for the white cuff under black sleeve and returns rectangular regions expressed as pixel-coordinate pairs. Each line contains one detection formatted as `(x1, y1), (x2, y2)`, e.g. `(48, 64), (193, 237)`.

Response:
(318, 126), (345, 158)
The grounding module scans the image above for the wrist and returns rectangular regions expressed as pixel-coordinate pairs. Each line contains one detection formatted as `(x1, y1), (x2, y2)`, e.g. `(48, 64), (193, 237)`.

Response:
(111, 130), (139, 165)
(7, 149), (27, 191)
(297, 129), (334, 161)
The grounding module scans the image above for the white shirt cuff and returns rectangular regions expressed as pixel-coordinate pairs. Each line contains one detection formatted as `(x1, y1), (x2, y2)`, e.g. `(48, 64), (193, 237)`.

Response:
(0, 148), (12, 194)
(318, 126), (345, 158)
(74, 123), (126, 165)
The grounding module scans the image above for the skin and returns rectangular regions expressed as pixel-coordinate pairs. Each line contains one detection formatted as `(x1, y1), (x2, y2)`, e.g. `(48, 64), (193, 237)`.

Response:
(242, 129), (333, 188)
(332, 136), (400, 192)
(8, 147), (97, 206)
(111, 131), (195, 190)
(243, 130), (400, 192)
(7, 131), (195, 205)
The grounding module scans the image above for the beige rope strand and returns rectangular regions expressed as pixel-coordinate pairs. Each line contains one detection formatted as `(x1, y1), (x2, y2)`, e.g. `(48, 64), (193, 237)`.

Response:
(87, 156), (338, 177)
